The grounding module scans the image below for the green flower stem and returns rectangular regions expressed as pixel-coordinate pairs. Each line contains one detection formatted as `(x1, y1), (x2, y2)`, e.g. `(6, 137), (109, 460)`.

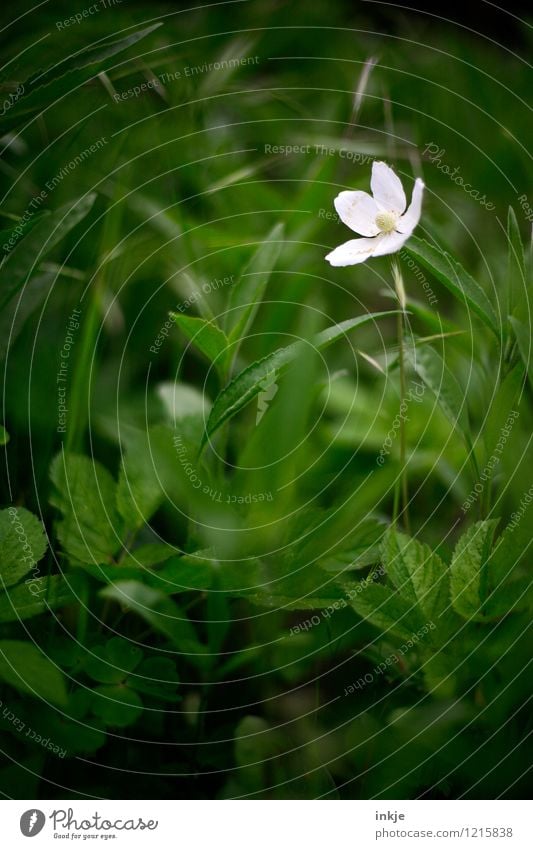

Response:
(392, 260), (411, 534)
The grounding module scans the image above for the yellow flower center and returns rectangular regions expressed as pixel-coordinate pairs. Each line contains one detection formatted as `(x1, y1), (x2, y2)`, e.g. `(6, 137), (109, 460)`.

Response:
(375, 211), (398, 234)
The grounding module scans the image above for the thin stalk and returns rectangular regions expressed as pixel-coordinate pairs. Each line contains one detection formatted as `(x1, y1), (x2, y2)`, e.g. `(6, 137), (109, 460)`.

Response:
(397, 307), (411, 534)
(392, 260), (410, 534)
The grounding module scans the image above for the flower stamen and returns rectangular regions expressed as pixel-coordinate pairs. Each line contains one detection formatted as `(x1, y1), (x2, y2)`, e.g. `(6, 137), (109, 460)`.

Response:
(375, 211), (398, 234)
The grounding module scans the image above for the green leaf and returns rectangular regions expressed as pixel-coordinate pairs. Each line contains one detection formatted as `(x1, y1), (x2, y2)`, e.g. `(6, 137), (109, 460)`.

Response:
(0, 425), (9, 445)
(157, 381), (211, 421)
(225, 223), (284, 343)
(0, 24), (162, 132)
(202, 312), (399, 448)
(50, 453), (122, 564)
(0, 507), (47, 588)
(128, 657), (179, 699)
(198, 36), (257, 98)
(509, 316), (533, 390)
(405, 236), (499, 338)
(0, 195), (96, 313)
(506, 207), (526, 322)
(450, 520), (499, 620)
(383, 530), (451, 626)
(91, 685), (143, 727)
(0, 640), (68, 706)
(119, 543), (177, 569)
(0, 574), (82, 623)
(172, 314), (230, 375)
(85, 638), (143, 684)
(0, 271), (55, 362)
(350, 581), (425, 641)
(100, 581), (206, 656)
(407, 344), (469, 437)
(116, 442), (163, 533)
(482, 363), (523, 464)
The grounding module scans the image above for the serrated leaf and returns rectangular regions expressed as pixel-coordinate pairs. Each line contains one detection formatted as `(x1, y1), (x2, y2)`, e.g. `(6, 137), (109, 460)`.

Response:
(50, 453), (122, 564)
(406, 236), (499, 338)
(350, 581), (425, 640)
(0, 507), (47, 588)
(383, 530), (451, 626)
(172, 313), (230, 375)
(450, 520), (499, 620)
(202, 312), (399, 448)
(225, 223), (284, 343)
(0, 640), (67, 706)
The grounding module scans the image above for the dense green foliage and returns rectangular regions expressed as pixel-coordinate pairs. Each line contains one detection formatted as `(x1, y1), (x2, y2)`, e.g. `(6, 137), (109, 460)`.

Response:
(0, 1), (531, 799)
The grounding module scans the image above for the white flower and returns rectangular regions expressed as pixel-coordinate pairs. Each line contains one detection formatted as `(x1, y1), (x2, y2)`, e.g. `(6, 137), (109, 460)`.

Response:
(325, 161), (424, 266)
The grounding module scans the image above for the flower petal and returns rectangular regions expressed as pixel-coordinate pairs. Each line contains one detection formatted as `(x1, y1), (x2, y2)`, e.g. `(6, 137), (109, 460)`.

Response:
(396, 178), (424, 235)
(333, 191), (380, 236)
(371, 230), (410, 258)
(325, 236), (379, 266)
(371, 161), (406, 214)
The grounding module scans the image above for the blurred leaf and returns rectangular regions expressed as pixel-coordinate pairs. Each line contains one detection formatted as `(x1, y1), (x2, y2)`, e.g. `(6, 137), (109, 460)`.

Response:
(157, 381), (211, 421)
(100, 580), (206, 656)
(199, 36), (257, 97)
(0, 574), (82, 623)
(0, 507), (47, 588)
(510, 316), (533, 390)
(91, 684), (143, 727)
(0, 195), (96, 313)
(482, 363), (523, 463)
(0, 640), (67, 706)
(85, 638), (143, 684)
(317, 519), (385, 573)
(120, 543), (177, 568)
(128, 656), (179, 699)
(0, 425), (8, 445)
(0, 24), (163, 131)
(506, 207), (526, 322)
(406, 237), (499, 338)
(0, 271), (55, 362)
(50, 453), (122, 564)
(116, 441), (163, 533)
(407, 344), (469, 438)
(225, 223), (284, 344)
